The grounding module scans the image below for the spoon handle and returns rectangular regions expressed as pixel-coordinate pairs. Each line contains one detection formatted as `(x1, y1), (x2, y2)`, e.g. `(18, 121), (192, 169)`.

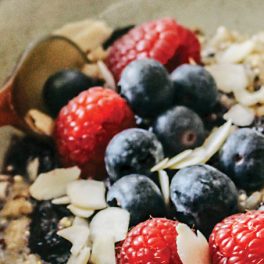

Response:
(0, 79), (22, 128)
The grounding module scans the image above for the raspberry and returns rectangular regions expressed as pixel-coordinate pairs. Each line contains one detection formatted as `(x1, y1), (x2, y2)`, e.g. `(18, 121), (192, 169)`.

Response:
(209, 211), (264, 264)
(118, 218), (182, 264)
(106, 18), (201, 81)
(54, 87), (135, 179)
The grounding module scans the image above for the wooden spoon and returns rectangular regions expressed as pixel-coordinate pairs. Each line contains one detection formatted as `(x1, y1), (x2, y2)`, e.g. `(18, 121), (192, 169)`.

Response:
(0, 35), (87, 133)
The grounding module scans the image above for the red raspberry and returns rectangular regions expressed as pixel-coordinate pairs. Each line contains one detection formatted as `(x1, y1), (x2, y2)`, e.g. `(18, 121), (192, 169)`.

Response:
(209, 211), (264, 264)
(106, 18), (201, 81)
(118, 218), (182, 264)
(54, 87), (135, 179)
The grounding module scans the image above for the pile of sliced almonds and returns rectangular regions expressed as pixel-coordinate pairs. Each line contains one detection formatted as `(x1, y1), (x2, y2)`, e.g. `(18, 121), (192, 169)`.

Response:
(151, 120), (233, 172)
(29, 166), (130, 264)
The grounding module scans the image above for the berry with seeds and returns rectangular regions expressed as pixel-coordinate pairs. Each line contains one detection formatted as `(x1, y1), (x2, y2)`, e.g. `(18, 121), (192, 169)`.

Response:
(43, 69), (102, 116)
(54, 87), (135, 179)
(219, 128), (264, 190)
(106, 18), (201, 81)
(170, 164), (238, 237)
(209, 211), (264, 264)
(171, 64), (218, 114)
(105, 128), (164, 183)
(107, 174), (166, 226)
(119, 58), (174, 118)
(153, 106), (205, 156)
(28, 200), (72, 264)
(118, 218), (182, 263)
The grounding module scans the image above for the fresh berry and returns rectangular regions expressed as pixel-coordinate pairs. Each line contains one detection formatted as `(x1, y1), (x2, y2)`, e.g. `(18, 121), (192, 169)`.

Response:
(106, 18), (201, 81)
(28, 200), (72, 264)
(3, 136), (58, 179)
(105, 128), (164, 183)
(118, 218), (182, 264)
(153, 106), (205, 156)
(119, 58), (174, 118)
(170, 164), (238, 237)
(43, 69), (102, 116)
(107, 174), (166, 226)
(209, 211), (264, 264)
(171, 64), (218, 114)
(54, 87), (135, 179)
(135, 115), (153, 130)
(219, 128), (264, 190)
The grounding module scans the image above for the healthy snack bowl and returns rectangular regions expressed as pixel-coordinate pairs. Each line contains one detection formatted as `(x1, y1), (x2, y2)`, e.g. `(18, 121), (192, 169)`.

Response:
(0, 0), (264, 264)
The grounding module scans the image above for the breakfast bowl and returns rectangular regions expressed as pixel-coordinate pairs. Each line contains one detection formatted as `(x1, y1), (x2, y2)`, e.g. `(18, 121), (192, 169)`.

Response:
(0, 0), (263, 263)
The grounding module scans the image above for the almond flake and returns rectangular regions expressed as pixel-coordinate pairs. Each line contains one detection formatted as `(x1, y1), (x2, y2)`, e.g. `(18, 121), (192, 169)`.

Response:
(97, 60), (116, 90)
(166, 149), (193, 169)
(217, 40), (255, 63)
(67, 180), (107, 210)
(224, 104), (255, 126)
(29, 167), (80, 200)
(67, 246), (91, 264)
(150, 158), (169, 172)
(158, 170), (170, 205)
(67, 204), (94, 218)
(90, 235), (116, 264)
(25, 109), (54, 136)
(57, 225), (90, 255)
(27, 158), (39, 181)
(52, 196), (71, 205)
(73, 217), (89, 227)
(233, 86), (264, 106)
(0, 182), (9, 200)
(90, 207), (130, 243)
(206, 64), (248, 93)
(176, 223), (210, 264)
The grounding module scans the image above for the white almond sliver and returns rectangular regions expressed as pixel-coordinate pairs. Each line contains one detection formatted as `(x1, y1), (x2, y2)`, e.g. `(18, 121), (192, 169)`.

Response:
(57, 225), (90, 255)
(97, 61), (116, 90)
(217, 40), (255, 63)
(67, 180), (107, 210)
(166, 149), (193, 169)
(29, 167), (80, 200)
(158, 170), (170, 205)
(90, 235), (116, 264)
(224, 104), (255, 126)
(233, 86), (264, 106)
(176, 223), (210, 264)
(90, 207), (130, 243)
(206, 64), (248, 93)
(67, 204), (94, 218)
(67, 246), (91, 264)
(73, 217), (89, 227)
(151, 158), (169, 172)
(52, 196), (71, 205)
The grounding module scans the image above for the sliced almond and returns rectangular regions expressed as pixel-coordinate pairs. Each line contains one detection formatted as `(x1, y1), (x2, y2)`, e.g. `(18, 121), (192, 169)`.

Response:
(67, 204), (94, 218)
(57, 225), (90, 255)
(90, 235), (116, 264)
(67, 246), (91, 264)
(217, 40), (255, 63)
(224, 104), (255, 126)
(158, 170), (170, 205)
(97, 60), (116, 90)
(0, 181), (9, 200)
(233, 86), (264, 106)
(29, 167), (80, 200)
(27, 158), (39, 181)
(25, 109), (54, 136)
(67, 180), (107, 210)
(52, 196), (71, 205)
(90, 207), (130, 243)
(72, 217), (89, 227)
(151, 158), (169, 172)
(176, 223), (210, 264)
(166, 149), (193, 169)
(206, 63), (248, 93)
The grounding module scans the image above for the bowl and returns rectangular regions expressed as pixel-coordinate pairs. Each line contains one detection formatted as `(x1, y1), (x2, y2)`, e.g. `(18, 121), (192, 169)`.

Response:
(0, 0), (264, 85)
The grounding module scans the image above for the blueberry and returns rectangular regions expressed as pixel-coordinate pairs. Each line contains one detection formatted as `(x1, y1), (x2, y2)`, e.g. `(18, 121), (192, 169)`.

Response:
(153, 106), (205, 156)
(43, 69), (102, 116)
(107, 174), (166, 226)
(219, 128), (264, 190)
(105, 128), (164, 183)
(171, 64), (218, 114)
(170, 164), (238, 237)
(3, 136), (59, 179)
(28, 201), (72, 264)
(119, 59), (174, 118)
